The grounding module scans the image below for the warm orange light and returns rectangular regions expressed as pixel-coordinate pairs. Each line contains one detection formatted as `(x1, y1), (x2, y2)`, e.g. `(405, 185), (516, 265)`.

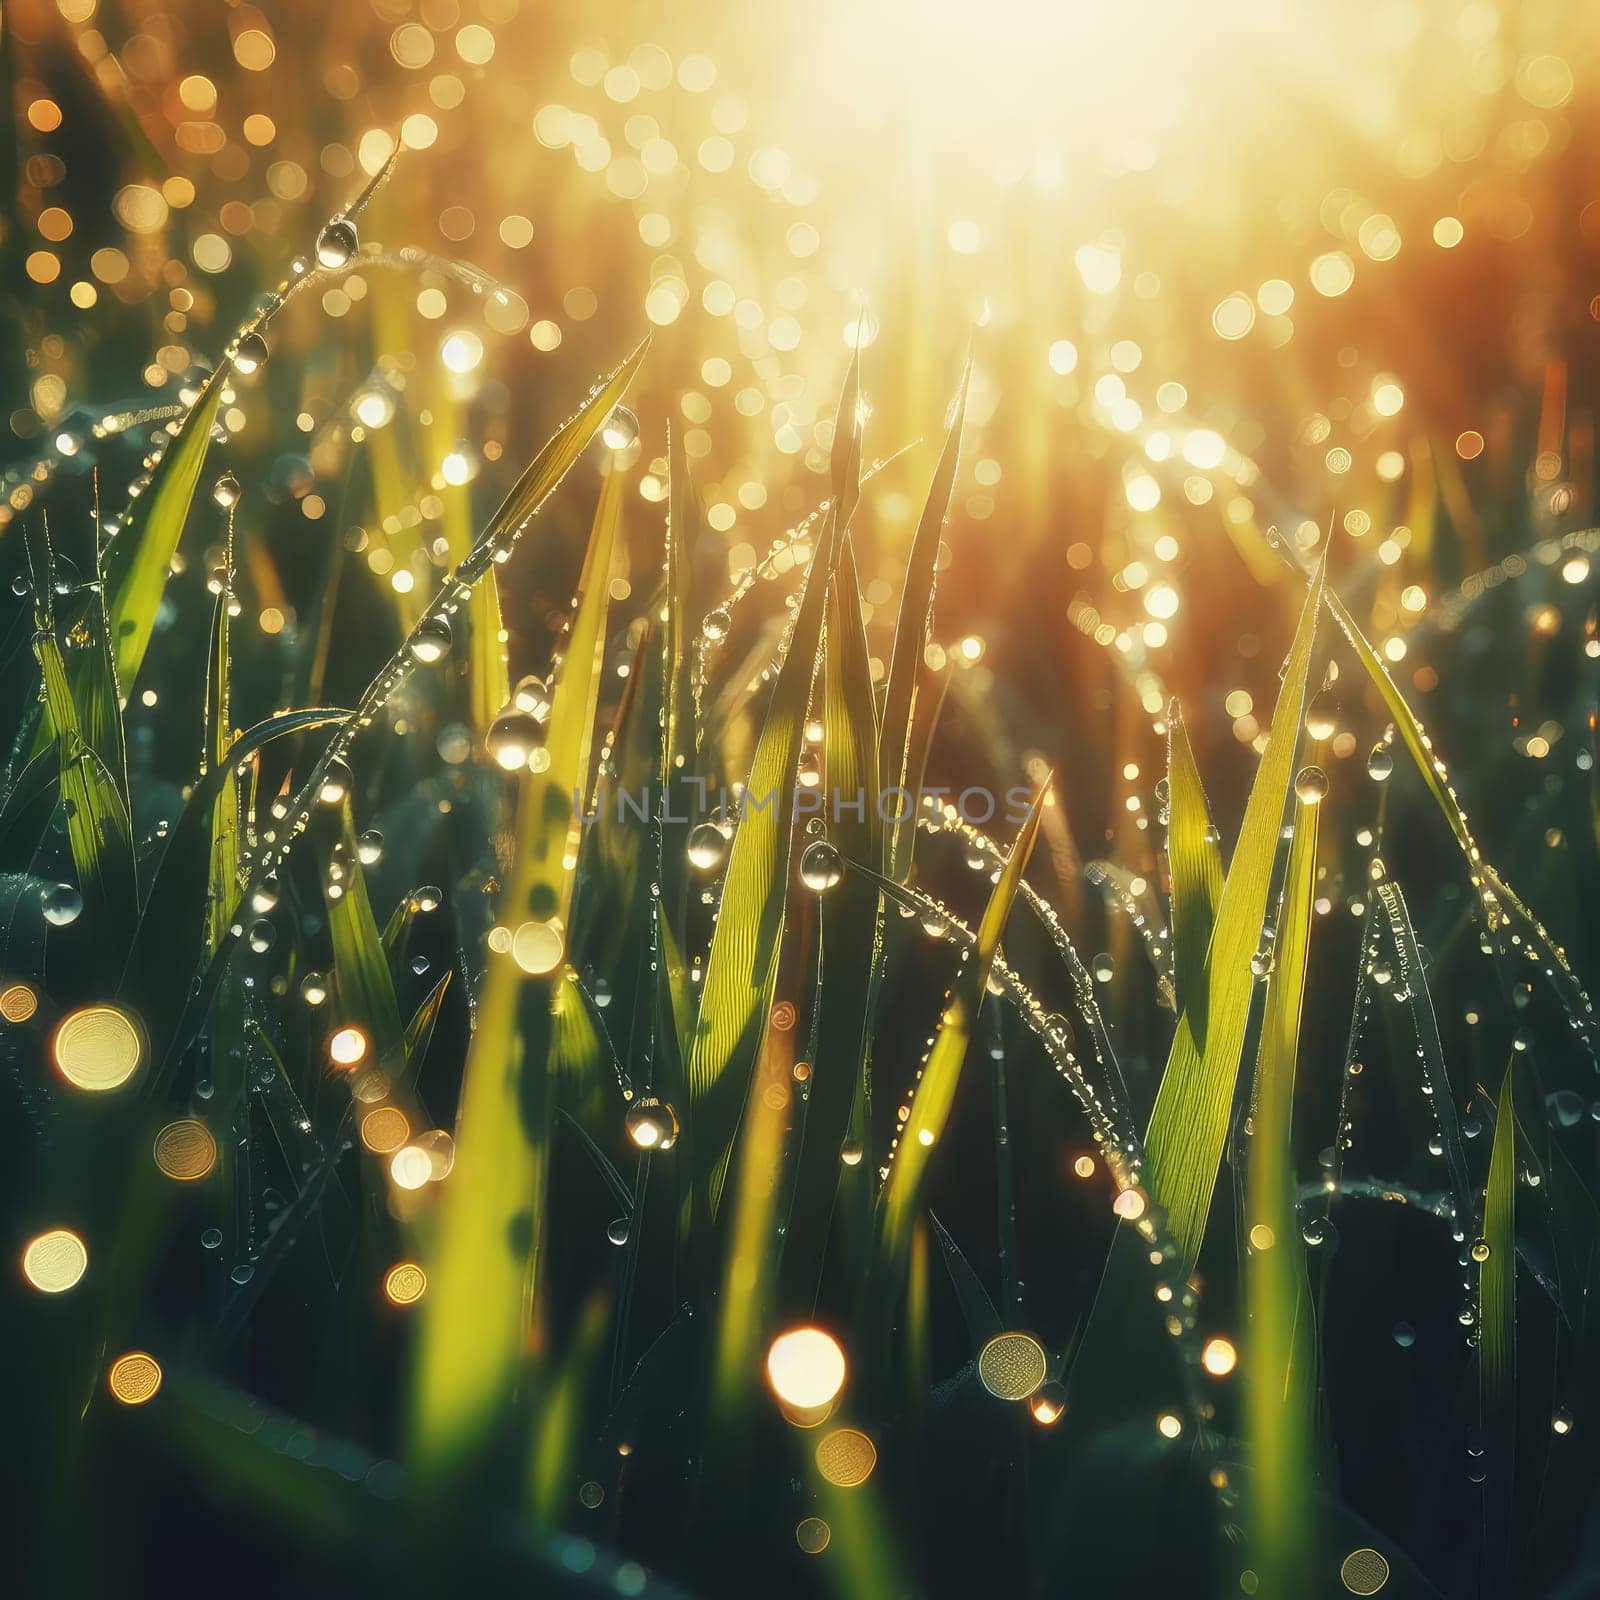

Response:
(1202, 1337), (1238, 1377)
(108, 1351), (163, 1405)
(22, 1228), (87, 1292)
(328, 1025), (368, 1067)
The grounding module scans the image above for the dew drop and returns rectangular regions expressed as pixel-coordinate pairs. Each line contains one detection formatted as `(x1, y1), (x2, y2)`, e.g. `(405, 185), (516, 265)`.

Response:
(233, 331), (269, 375)
(41, 882), (83, 927)
(408, 615), (452, 665)
(798, 839), (843, 893)
(316, 217), (358, 269)
(601, 405), (639, 451)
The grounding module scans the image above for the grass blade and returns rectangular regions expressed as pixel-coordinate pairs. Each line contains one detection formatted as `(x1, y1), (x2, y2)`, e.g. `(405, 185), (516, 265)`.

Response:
(1144, 557), (1325, 1274)
(1165, 700), (1222, 1029)
(1244, 777), (1322, 1597)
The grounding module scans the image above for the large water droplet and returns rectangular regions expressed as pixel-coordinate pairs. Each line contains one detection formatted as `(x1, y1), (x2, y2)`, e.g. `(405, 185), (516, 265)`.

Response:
(41, 882), (83, 927)
(1367, 743), (1394, 781)
(408, 615), (452, 665)
(486, 709), (543, 771)
(687, 820), (730, 872)
(798, 839), (843, 893)
(601, 405), (639, 451)
(233, 330), (269, 375)
(1294, 764), (1329, 804)
(625, 1096), (680, 1151)
(316, 217), (358, 269)
(703, 607), (732, 643)
(213, 471), (241, 509)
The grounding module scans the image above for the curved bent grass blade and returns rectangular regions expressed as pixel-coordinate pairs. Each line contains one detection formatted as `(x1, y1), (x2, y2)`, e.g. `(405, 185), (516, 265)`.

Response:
(1145, 557), (1325, 1275)
(103, 362), (229, 692)
(687, 513), (839, 1215)
(412, 465), (626, 1483)
(1371, 878), (1472, 1227)
(1328, 585), (1595, 1054)
(876, 779), (1048, 1283)
(1245, 782), (1322, 1598)
(120, 708), (348, 1060)
(881, 366), (968, 881)
(159, 344), (646, 1081)
(1165, 700), (1222, 1032)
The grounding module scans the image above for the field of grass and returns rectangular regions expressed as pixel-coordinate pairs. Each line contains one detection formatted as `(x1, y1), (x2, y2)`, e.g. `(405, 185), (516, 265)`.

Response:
(4, 4), (1600, 1597)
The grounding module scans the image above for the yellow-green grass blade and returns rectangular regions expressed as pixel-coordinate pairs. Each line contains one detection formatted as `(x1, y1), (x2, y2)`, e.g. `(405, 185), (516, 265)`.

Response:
(1328, 585), (1595, 1052)
(781, 533), (879, 1307)
(687, 512), (839, 1214)
(203, 531), (239, 960)
(1244, 780), (1323, 1598)
(1145, 557), (1325, 1275)
(876, 780), (1048, 1281)
(1480, 1062), (1517, 1413)
(1165, 699), (1222, 1032)
(35, 625), (138, 955)
(411, 464), (626, 1483)
(881, 366), (968, 882)
(324, 803), (405, 1069)
(528, 1293), (610, 1526)
(103, 361), (229, 692)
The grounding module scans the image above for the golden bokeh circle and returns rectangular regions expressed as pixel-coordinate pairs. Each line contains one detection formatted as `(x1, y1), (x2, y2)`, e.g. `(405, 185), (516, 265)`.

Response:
(1340, 1548), (1390, 1595)
(795, 1516), (830, 1555)
(108, 1351), (163, 1405)
(815, 1427), (876, 1487)
(385, 1262), (427, 1304)
(153, 1119), (217, 1181)
(361, 1106), (410, 1154)
(978, 1331), (1048, 1400)
(53, 1003), (144, 1092)
(22, 1228), (87, 1292)
(1, 981), (38, 1023)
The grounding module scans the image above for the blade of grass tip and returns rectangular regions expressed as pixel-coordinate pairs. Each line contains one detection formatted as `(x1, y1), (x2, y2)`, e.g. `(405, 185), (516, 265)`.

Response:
(780, 529), (880, 1310)
(1165, 699), (1223, 1034)
(412, 459), (626, 1486)
(103, 361), (230, 694)
(881, 364), (968, 883)
(324, 801), (406, 1070)
(685, 511), (840, 1216)
(1144, 556), (1325, 1275)
(875, 777), (1049, 1290)
(1327, 584), (1596, 1056)
(1244, 776), (1323, 1599)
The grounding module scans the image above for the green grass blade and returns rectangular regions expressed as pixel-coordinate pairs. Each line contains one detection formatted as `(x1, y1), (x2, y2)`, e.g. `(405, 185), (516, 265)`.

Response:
(881, 367), (967, 881)
(876, 779), (1048, 1279)
(1328, 585), (1595, 1052)
(103, 362), (229, 692)
(204, 529), (239, 959)
(686, 514), (838, 1213)
(323, 803), (405, 1068)
(781, 532), (880, 1306)
(1481, 1062), (1517, 1410)
(1165, 700), (1222, 1030)
(1144, 558), (1325, 1274)
(412, 463), (626, 1483)
(1244, 778), (1322, 1597)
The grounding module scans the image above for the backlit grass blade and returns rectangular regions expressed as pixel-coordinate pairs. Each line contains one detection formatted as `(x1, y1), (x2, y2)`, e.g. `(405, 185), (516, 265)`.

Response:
(1165, 699), (1222, 1030)
(204, 526), (239, 958)
(1480, 1062), (1517, 1412)
(324, 803), (405, 1069)
(780, 533), (879, 1307)
(103, 362), (229, 692)
(1328, 585), (1595, 1053)
(1244, 779), (1322, 1599)
(35, 619), (138, 961)
(686, 512), (838, 1213)
(1144, 557), (1325, 1274)
(881, 366), (968, 882)
(876, 779), (1048, 1280)
(412, 461), (626, 1484)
